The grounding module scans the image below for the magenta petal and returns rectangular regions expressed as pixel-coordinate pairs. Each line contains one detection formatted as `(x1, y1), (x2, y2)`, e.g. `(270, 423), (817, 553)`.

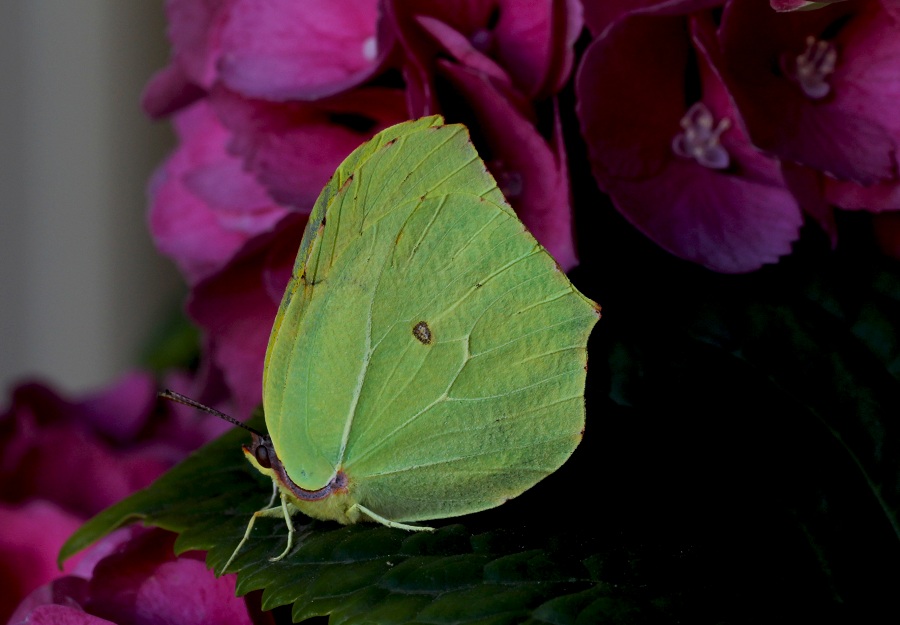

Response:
(87, 530), (254, 625)
(74, 372), (156, 443)
(536, 0), (584, 96)
(608, 161), (803, 272)
(165, 0), (231, 88)
(576, 16), (688, 181)
(390, 0), (580, 107)
(217, 0), (387, 100)
(826, 177), (900, 211)
(211, 86), (408, 208)
(582, 0), (722, 36)
(578, 12), (802, 272)
(13, 605), (114, 625)
(771, 0), (849, 10)
(188, 213), (307, 417)
(6, 577), (92, 625)
(149, 100), (288, 285)
(415, 15), (510, 86)
(141, 63), (206, 119)
(24, 422), (167, 515)
(718, 0), (898, 185)
(0, 380), (170, 516)
(440, 63), (578, 270)
(490, 0), (583, 98)
(0, 502), (85, 623)
(131, 560), (249, 625)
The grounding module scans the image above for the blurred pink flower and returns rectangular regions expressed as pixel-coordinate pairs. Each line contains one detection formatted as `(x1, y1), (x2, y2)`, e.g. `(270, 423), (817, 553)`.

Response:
(0, 372), (228, 622)
(143, 0), (390, 117)
(149, 99), (288, 285)
(7, 528), (268, 625)
(208, 86), (408, 208)
(576, 8), (803, 272)
(188, 212), (307, 417)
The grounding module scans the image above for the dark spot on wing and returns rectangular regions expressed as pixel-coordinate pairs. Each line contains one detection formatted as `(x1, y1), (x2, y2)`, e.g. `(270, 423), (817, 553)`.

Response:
(413, 321), (432, 345)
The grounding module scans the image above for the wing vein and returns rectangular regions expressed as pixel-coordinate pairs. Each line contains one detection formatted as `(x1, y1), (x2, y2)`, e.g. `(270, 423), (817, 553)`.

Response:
(337, 221), (386, 467)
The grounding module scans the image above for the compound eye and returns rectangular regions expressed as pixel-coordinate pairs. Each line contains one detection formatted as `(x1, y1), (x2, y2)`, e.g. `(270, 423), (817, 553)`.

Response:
(255, 442), (273, 469)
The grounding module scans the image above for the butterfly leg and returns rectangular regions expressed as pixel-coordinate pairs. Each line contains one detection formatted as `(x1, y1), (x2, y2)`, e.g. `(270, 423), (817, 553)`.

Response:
(352, 503), (435, 532)
(223, 481), (293, 572)
(269, 491), (297, 562)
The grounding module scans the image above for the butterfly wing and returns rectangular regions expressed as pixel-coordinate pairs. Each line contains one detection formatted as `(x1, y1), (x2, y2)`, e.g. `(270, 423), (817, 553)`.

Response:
(263, 116), (599, 522)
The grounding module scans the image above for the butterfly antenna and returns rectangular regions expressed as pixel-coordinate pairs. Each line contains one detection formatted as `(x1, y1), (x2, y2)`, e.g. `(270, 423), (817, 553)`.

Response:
(158, 389), (266, 438)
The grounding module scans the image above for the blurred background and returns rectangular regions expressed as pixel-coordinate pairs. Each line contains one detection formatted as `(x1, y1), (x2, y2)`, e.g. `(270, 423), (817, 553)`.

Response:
(0, 1), (183, 394)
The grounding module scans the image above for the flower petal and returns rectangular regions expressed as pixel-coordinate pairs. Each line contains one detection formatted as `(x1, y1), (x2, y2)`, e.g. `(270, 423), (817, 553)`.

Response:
(86, 530), (255, 625)
(0, 502), (85, 624)
(210, 86), (408, 208)
(217, 0), (389, 100)
(718, 0), (898, 185)
(582, 0), (722, 37)
(188, 213), (308, 417)
(440, 62), (578, 270)
(149, 100), (288, 285)
(577, 12), (802, 272)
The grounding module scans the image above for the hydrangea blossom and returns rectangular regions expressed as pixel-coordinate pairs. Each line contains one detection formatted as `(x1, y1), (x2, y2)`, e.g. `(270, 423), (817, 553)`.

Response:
(0, 372), (227, 622)
(576, 6), (803, 272)
(7, 528), (267, 625)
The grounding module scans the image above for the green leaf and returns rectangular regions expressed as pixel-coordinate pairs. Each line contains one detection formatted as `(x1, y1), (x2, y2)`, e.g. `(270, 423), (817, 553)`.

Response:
(60, 412), (688, 624)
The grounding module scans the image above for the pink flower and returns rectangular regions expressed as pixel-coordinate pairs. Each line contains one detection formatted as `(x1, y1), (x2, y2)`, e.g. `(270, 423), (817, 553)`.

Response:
(149, 99), (288, 285)
(386, 0), (582, 270)
(713, 0), (900, 252)
(0, 502), (84, 623)
(387, 0), (582, 105)
(576, 7), (803, 272)
(0, 372), (228, 622)
(187, 212), (307, 417)
(212, 0), (390, 101)
(7, 528), (269, 625)
(143, 0), (390, 117)
(718, 0), (900, 198)
(207, 86), (409, 209)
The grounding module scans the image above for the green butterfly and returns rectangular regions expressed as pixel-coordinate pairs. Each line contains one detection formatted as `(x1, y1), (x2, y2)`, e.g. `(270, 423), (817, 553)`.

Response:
(166, 115), (600, 570)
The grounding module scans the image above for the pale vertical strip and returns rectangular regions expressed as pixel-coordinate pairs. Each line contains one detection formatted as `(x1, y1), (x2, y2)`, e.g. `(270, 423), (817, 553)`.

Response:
(0, 1), (182, 396)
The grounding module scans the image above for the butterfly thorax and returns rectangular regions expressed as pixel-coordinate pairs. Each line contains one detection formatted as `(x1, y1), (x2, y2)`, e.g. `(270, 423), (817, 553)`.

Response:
(242, 435), (362, 524)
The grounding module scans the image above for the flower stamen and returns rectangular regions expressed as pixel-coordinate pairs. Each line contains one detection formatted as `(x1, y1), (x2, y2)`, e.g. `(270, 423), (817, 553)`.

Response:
(671, 102), (732, 170)
(790, 35), (837, 99)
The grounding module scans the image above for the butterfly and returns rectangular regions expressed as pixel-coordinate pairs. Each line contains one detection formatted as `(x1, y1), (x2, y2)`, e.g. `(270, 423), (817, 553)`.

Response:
(164, 115), (600, 570)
